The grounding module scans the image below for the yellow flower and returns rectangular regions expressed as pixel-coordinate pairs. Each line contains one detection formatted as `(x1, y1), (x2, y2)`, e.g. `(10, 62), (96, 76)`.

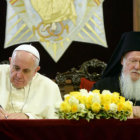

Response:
(123, 101), (133, 112)
(92, 89), (100, 94)
(78, 96), (87, 105)
(112, 92), (120, 95)
(60, 101), (71, 113)
(117, 100), (132, 112)
(103, 104), (110, 111)
(86, 103), (91, 109)
(64, 95), (70, 102)
(111, 92), (119, 103)
(71, 104), (78, 113)
(117, 102), (124, 112)
(91, 102), (101, 112)
(85, 95), (94, 109)
(101, 94), (112, 105)
(87, 95), (93, 104)
(119, 96), (125, 103)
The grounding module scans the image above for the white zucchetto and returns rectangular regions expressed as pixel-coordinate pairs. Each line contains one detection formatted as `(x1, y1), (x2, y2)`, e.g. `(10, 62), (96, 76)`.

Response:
(14, 44), (40, 61)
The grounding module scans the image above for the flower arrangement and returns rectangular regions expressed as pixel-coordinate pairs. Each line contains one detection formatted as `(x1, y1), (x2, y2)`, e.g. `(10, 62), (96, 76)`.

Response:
(56, 89), (133, 121)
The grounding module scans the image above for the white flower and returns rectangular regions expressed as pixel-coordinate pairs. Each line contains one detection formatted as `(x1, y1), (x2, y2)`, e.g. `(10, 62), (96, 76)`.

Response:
(109, 103), (118, 112)
(92, 93), (101, 104)
(89, 91), (101, 103)
(78, 104), (85, 112)
(102, 90), (112, 95)
(80, 89), (88, 96)
(69, 96), (79, 105)
(89, 91), (94, 95)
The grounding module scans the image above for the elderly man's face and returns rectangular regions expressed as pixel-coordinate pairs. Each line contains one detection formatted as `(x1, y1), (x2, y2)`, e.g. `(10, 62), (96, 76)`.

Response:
(9, 51), (40, 88)
(121, 51), (140, 81)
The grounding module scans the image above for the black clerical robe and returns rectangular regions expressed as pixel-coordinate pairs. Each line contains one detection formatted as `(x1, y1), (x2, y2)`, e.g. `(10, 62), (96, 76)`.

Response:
(91, 76), (120, 93)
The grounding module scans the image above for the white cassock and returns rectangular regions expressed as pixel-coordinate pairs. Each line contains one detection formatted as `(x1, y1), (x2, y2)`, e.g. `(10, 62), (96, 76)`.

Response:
(0, 65), (62, 119)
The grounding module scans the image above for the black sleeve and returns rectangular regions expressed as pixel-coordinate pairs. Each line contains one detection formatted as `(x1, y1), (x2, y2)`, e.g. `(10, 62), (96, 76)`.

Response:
(90, 76), (120, 93)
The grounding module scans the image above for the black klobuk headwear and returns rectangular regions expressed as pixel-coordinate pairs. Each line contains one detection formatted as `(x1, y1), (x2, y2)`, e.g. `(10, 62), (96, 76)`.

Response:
(102, 31), (140, 78)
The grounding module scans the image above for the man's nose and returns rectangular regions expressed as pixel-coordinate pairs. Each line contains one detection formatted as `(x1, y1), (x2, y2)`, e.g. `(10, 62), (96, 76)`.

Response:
(134, 61), (140, 69)
(16, 71), (23, 78)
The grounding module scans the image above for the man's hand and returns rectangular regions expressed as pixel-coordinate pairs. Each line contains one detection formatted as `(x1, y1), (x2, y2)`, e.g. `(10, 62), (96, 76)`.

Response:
(0, 107), (8, 119)
(133, 106), (140, 118)
(7, 113), (29, 119)
(0, 107), (29, 119)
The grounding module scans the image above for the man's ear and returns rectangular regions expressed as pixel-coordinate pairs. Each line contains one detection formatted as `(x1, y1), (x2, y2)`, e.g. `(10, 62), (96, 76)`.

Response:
(33, 66), (40, 76)
(9, 57), (11, 63)
(35, 66), (40, 72)
(121, 57), (124, 65)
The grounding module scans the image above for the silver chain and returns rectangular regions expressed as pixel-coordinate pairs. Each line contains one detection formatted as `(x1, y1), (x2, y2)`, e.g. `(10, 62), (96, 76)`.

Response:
(9, 81), (31, 113)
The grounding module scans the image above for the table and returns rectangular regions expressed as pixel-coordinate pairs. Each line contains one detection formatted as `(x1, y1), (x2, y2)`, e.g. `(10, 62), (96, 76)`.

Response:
(0, 119), (140, 140)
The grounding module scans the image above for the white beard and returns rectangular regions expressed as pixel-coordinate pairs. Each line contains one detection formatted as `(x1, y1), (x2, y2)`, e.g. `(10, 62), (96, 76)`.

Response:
(120, 71), (140, 101)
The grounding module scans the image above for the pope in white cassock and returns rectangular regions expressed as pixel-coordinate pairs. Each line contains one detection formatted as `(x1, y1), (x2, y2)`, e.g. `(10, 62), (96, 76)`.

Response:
(0, 44), (62, 119)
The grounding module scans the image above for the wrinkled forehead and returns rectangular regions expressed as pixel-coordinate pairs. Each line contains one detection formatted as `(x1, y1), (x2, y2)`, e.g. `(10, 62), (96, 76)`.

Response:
(11, 50), (37, 67)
